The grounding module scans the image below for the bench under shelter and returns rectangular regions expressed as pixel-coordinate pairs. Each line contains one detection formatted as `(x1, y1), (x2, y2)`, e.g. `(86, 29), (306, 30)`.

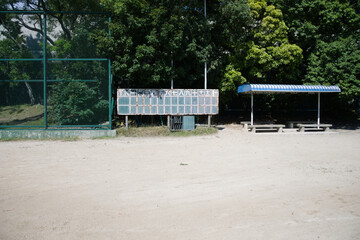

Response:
(237, 84), (341, 132)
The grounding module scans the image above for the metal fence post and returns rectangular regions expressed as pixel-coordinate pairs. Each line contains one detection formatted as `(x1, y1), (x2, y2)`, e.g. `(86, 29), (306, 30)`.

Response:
(108, 15), (112, 130)
(43, 12), (47, 129)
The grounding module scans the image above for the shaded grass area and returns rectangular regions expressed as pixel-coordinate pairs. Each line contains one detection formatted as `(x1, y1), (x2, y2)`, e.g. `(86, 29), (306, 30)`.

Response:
(0, 104), (44, 126)
(116, 126), (218, 137)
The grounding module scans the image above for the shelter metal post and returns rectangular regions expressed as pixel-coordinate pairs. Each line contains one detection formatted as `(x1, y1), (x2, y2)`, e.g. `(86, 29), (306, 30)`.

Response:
(251, 93), (254, 125)
(317, 93), (320, 128)
(125, 115), (128, 130)
(208, 115), (211, 127)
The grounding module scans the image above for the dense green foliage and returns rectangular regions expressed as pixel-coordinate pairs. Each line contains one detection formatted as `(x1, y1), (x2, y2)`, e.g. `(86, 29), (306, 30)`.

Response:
(48, 25), (109, 125)
(221, 0), (303, 101)
(96, 0), (252, 90)
(269, 0), (360, 111)
(0, 0), (109, 125)
(1, 0), (359, 121)
(306, 36), (360, 98)
(50, 81), (108, 125)
(0, 38), (43, 105)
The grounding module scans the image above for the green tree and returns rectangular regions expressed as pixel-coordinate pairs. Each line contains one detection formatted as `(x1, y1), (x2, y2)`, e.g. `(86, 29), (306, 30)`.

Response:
(269, 0), (360, 58)
(97, 0), (203, 88)
(306, 36), (360, 102)
(220, 64), (247, 103)
(246, 0), (303, 82)
(268, 0), (360, 112)
(1, 0), (109, 125)
(0, 8), (43, 106)
(47, 16), (109, 125)
(50, 81), (108, 125)
(95, 0), (252, 90)
(220, 0), (302, 100)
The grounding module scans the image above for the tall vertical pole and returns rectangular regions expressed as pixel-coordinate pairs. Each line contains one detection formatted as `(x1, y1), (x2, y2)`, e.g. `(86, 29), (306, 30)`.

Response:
(171, 58), (174, 89)
(251, 93), (254, 125)
(108, 15), (112, 130)
(204, 0), (207, 90)
(205, 0), (210, 127)
(43, 12), (47, 129)
(317, 93), (320, 128)
(204, 63), (207, 89)
(169, 58), (173, 130)
(204, 0), (206, 18)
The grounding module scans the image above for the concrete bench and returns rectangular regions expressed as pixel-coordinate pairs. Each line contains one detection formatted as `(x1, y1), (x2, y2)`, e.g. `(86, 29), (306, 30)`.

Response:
(241, 121), (251, 130)
(297, 124), (332, 132)
(241, 121), (274, 131)
(248, 124), (285, 133)
(287, 121), (316, 128)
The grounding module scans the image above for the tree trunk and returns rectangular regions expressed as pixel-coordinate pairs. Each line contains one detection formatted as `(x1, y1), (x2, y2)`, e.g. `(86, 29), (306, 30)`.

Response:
(24, 82), (35, 105)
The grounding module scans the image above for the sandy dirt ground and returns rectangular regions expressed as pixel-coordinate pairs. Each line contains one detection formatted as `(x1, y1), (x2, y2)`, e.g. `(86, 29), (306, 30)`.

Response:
(0, 126), (360, 240)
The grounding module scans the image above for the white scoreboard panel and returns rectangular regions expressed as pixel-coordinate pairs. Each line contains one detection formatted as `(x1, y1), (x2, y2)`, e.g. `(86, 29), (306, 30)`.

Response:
(117, 89), (219, 115)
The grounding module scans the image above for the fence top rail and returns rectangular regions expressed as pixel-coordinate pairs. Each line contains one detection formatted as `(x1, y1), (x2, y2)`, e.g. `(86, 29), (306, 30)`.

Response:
(0, 10), (110, 15)
(0, 58), (109, 61)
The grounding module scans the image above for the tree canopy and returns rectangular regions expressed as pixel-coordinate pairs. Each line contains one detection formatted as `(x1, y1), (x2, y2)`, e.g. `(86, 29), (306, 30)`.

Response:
(1, 0), (359, 120)
(268, 0), (360, 113)
(95, 0), (252, 90)
(220, 0), (303, 102)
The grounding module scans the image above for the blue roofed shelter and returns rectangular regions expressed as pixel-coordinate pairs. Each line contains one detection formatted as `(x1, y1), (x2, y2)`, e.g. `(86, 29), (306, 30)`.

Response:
(237, 84), (341, 126)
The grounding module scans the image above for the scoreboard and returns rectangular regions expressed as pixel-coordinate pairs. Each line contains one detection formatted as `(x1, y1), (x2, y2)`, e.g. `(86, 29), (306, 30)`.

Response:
(117, 89), (219, 115)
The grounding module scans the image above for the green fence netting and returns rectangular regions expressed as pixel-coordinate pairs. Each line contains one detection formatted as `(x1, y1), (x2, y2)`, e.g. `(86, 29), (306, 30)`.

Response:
(0, 11), (112, 129)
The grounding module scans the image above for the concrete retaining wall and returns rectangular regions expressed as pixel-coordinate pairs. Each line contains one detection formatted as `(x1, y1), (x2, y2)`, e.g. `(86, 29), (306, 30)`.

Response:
(0, 130), (116, 139)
